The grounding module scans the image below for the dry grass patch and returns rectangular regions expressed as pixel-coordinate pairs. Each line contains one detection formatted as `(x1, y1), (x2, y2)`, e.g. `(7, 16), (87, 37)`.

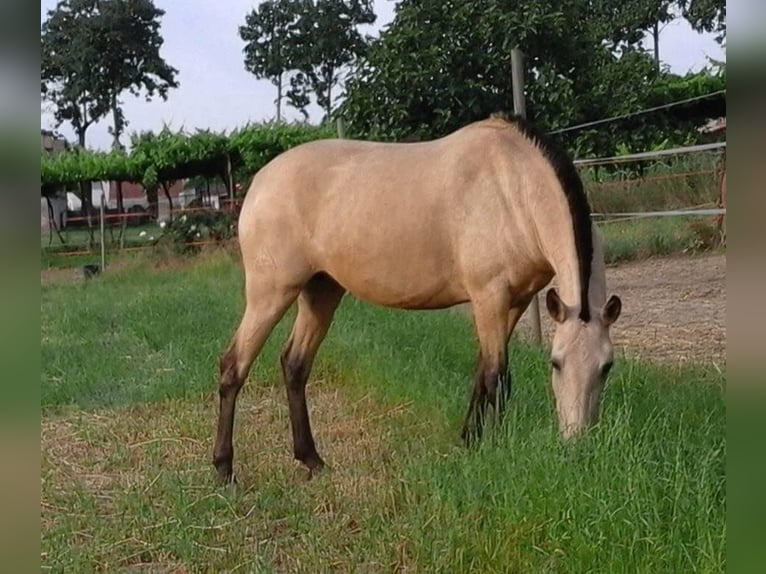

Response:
(41, 381), (419, 572)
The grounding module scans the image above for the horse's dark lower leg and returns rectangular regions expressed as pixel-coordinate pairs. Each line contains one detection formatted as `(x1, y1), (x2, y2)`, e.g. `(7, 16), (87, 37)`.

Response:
(461, 297), (527, 445)
(212, 293), (297, 484)
(461, 364), (510, 445)
(281, 274), (344, 473)
(461, 357), (488, 445)
(485, 368), (512, 418)
(213, 348), (242, 482)
(281, 342), (324, 471)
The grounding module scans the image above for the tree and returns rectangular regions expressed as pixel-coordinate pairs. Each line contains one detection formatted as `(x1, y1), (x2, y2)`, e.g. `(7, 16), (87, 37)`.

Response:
(240, 0), (302, 122)
(341, 0), (625, 141)
(339, 0), (719, 158)
(41, 0), (178, 217)
(42, 0), (109, 152)
(95, 0), (179, 152)
(678, 0), (726, 44)
(590, 0), (677, 71)
(95, 0), (178, 217)
(290, 0), (376, 118)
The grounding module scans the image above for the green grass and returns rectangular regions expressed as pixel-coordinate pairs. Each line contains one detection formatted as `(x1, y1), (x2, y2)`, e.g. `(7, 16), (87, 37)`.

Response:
(41, 222), (160, 250)
(582, 152), (723, 215)
(41, 254), (725, 572)
(597, 217), (722, 264)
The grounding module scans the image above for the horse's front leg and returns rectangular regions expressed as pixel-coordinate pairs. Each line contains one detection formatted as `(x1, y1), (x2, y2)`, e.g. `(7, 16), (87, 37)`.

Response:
(461, 298), (529, 445)
(461, 354), (510, 445)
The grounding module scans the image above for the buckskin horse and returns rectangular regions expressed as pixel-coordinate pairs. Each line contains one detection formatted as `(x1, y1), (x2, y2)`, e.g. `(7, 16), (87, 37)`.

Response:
(213, 114), (622, 483)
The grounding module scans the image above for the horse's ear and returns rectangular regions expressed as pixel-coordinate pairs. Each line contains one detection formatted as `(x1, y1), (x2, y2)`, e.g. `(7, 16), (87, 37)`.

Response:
(603, 295), (622, 326)
(546, 288), (567, 323)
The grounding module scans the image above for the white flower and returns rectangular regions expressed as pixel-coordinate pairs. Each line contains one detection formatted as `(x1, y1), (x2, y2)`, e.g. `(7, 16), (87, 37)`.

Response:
(139, 230), (147, 237)
(195, 232), (201, 238)
(181, 214), (187, 223)
(149, 236), (155, 241)
(159, 220), (166, 229)
(190, 224), (197, 231)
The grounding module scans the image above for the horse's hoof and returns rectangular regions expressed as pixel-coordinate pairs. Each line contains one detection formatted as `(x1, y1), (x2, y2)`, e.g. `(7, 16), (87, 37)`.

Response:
(214, 462), (236, 486)
(461, 428), (482, 448)
(303, 456), (326, 480)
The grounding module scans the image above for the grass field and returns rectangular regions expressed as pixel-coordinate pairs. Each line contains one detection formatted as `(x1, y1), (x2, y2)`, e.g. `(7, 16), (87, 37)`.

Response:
(41, 251), (726, 572)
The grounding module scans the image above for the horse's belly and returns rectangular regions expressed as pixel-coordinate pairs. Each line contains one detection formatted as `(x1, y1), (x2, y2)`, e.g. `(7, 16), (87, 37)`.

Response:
(319, 251), (467, 310)
(340, 276), (468, 310)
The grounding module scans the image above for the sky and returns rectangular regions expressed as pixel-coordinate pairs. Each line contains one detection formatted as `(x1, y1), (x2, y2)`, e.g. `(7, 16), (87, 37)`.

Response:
(40, 0), (727, 151)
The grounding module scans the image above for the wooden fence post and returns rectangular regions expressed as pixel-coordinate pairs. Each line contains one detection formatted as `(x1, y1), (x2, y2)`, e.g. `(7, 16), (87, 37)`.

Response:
(336, 117), (346, 139)
(511, 48), (543, 345)
(717, 149), (726, 246)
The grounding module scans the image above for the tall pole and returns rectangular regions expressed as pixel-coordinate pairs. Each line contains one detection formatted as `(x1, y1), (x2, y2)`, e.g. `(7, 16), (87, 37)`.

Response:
(511, 48), (543, 345)
(336, 117), (346, 139)
(99, 191), (106, 271)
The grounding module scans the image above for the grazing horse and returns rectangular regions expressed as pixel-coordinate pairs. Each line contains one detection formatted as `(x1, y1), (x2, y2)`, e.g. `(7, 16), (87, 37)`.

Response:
(213, 114), (622, 483)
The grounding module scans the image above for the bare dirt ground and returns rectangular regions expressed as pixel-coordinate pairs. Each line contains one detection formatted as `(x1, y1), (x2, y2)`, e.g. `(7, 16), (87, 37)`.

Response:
(516, 253), (726, 366)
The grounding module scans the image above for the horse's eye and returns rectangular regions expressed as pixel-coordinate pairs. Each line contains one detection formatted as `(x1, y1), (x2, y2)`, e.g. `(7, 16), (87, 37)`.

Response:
(601, 361), (614, 377)
(551, 359), (562, 371)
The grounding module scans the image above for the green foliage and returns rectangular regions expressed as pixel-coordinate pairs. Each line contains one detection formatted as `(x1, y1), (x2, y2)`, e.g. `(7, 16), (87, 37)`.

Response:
(289, 0), (376, 118)
(41, 0), (178, 149)
(40, 122), (335, 190)
(41, 148), (141, 189)
(589, 0), (676, 48)
(240, 0), (304, 120)
(94, 0), (179, 148)
(340, 0), (658, 145)
(130, 128), (231, 187)
(679, 0), (726, 43)
(229, 121), (336, 174)
(239, 0), (376, 121)
(41, 0), (110, 147)
(339, 0), (725, 156)
(157, 210), (237, 253)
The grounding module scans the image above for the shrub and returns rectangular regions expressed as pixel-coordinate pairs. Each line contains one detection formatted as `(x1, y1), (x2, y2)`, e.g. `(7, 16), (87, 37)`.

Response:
(157, 210), (237, 253)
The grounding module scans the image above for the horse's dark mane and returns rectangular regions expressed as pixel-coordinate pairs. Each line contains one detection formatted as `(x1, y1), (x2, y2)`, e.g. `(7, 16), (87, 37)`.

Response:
(489, 112), (593, 322)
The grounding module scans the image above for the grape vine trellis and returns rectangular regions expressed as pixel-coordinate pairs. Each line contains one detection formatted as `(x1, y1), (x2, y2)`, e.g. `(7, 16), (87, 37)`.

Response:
(41, 122), (335, 195)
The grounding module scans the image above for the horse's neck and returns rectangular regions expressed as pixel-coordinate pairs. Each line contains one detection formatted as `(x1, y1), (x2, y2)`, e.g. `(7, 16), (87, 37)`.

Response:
(587, 230), (608, 309)
(543, 222), (607, 314)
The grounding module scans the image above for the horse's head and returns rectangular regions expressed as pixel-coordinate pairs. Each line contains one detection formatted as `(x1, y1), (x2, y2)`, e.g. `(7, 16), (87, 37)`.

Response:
(545, 287), (622, 439)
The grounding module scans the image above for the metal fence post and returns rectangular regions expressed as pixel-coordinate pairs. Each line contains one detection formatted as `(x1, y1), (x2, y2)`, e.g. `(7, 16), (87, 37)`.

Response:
(99, 191), (106, 271)
(511, 48), (543, 345)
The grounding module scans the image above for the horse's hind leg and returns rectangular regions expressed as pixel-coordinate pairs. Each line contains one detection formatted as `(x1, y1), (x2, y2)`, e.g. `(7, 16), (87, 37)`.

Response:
(461, 293), (527, 445)
(280, 274), (345, 474)
(213, 284), (299, 484)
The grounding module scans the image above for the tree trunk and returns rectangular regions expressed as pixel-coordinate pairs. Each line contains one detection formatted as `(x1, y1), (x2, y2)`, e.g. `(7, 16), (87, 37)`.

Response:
(77, 127), (91, 216)
(226, 154), (234, 204)
(76, 124), (95, 248)
(115, 180), (128, 248)
(45, 195), (66, 245)
(652, 21), (660, 71)
(111, 94), (123, 150)
(107, 97), (128, 246)
(162, 182), (174, 218)
(276, 73), (282, 122)
(146, 185), (159, 220)
(326, 68), (333, 118)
